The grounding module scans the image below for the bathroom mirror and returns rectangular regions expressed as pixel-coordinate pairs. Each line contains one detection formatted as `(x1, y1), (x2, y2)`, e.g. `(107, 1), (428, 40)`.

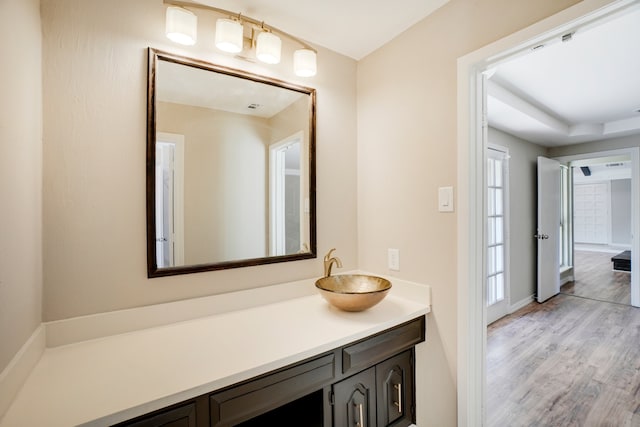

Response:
(146, 48), (316, 277)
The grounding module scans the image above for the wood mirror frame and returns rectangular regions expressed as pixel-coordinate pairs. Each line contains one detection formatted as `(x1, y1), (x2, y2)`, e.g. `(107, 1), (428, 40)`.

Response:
(146, 48), (316, 277)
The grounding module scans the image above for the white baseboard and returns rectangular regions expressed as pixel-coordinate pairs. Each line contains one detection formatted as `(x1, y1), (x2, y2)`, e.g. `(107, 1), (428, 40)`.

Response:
(509, 295), (534, 313)
(560, 275), (574, 286)
(0, 325), (46, 420)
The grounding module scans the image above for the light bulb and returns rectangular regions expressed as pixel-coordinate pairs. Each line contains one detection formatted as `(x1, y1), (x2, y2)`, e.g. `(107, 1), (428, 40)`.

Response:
(294, 49), (317, 77)
(215, 18), (243, 53)
(165, 6), (197, 46)
(256, 31), (282, 64)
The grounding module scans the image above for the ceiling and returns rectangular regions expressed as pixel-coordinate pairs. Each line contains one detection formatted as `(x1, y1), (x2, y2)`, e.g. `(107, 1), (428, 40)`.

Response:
(157, 59), (305, 118)
(179, 1), (639, 149)
(195, 0), (450, 60)
(487, 5), (640, 147)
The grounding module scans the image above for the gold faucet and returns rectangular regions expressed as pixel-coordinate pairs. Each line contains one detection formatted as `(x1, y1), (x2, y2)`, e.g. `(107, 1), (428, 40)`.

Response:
(323, 248), (343, 277)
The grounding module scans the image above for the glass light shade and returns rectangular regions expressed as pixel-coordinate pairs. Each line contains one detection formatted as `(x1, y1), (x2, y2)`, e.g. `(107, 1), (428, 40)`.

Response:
(215, 18), (243, 53)
(294, 49), (317, 77)
(256, 31), (282, 64)
(165, 6), (197, 46)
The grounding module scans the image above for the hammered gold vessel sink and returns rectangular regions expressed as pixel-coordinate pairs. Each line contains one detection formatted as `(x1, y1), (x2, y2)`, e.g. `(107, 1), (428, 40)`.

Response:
(315, 274), (392, 312)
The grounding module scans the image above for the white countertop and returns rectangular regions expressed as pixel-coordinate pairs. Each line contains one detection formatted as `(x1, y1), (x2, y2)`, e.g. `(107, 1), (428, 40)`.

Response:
(0, 275), (429, 426)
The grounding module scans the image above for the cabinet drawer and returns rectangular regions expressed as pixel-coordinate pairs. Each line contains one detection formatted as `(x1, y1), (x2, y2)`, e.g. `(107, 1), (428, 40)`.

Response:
(210, 352), (335, 426)
(342, 316), (424, 375)
(114, 401), (198, 427)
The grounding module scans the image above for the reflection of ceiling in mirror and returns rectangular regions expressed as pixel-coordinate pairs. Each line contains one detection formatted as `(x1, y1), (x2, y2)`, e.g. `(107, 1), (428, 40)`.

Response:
(157, 60), (305, 119)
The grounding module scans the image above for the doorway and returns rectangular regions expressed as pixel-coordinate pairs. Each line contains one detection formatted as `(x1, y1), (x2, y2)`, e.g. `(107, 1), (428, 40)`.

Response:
(155, 132), (185, 268)
(457, 0), (640, 424)
(269, 131), (304, 256)
(555, 150), (639, 306)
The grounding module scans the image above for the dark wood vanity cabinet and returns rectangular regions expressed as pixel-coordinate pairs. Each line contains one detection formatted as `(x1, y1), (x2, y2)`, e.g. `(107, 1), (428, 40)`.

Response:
(115, 316), (424, 427)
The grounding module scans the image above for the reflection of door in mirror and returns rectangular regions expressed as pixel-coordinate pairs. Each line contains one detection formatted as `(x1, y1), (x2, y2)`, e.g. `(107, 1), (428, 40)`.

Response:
(155, 133), (185, 268)
(270, 132), (304, 256)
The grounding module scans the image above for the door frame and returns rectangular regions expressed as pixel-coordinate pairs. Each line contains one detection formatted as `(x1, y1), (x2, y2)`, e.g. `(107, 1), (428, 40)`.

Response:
(456, 0), (639, 425)
(555, 147), (640, 307)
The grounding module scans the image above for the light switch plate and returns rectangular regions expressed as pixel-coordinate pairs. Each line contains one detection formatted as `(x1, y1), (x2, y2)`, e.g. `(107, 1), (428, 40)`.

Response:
(438, 186), (454, 212)
(388, 248), (400, 271)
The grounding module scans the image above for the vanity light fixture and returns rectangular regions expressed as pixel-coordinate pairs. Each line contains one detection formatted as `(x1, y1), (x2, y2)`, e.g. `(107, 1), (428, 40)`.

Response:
(163, 0), (317, 77)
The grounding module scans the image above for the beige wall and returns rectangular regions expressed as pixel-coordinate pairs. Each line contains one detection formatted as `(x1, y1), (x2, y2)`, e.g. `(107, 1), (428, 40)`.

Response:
(0, 0), (43, 373)
(356, 0), (581, 425)
(489, 127), (547, 305)
(158, 102), (268, 263)
(41, 0), (358, 320)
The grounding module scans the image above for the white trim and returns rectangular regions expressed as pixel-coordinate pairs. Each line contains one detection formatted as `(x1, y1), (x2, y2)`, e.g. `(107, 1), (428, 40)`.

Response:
(0, 325), (46, 419)
(560, 274), (575, 286)
(457, 1), (635, 425)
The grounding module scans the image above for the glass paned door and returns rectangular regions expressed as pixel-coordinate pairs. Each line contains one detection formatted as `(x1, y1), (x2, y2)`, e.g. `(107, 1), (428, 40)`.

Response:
(487, 147), (509, 323)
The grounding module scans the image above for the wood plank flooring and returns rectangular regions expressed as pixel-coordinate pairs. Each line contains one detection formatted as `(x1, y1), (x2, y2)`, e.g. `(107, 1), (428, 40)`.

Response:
(561, 250), (630, 305)
(487, 294), (640, 426)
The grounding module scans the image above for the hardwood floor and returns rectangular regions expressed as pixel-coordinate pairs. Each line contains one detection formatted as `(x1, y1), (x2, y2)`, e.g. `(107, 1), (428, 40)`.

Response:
(561, 250), (630, 305)
(487, 294), (640, 426)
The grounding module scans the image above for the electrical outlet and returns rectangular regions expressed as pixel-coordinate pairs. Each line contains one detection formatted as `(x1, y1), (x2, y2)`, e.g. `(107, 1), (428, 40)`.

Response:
(388, 248), (400, 271)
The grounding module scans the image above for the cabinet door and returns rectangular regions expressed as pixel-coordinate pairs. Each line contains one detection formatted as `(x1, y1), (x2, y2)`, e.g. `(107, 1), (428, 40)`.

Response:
(376, 350), (414, 427)
(333, 368), (376, 427)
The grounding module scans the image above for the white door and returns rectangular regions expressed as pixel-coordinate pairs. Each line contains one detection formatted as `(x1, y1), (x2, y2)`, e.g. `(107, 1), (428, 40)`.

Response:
(155, 133), (185, 268)
(487, 147), (509, 323)
(537, 156), (561, 303)
(155, 143), (175, 268)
